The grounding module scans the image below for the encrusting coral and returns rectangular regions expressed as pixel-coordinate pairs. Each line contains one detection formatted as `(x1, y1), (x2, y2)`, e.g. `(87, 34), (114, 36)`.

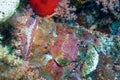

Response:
(81, 45), (99, 76)
(0, 0), (20, 23)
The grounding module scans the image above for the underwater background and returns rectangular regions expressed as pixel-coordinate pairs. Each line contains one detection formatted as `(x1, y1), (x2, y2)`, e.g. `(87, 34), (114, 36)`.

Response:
(0, 0), (120, 80)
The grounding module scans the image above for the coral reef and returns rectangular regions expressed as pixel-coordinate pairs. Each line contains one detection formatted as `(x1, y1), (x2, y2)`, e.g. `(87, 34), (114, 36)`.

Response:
(55, 0), (77, 21)
(0, 0), (120, 80)
(96, 0), (120, 19)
